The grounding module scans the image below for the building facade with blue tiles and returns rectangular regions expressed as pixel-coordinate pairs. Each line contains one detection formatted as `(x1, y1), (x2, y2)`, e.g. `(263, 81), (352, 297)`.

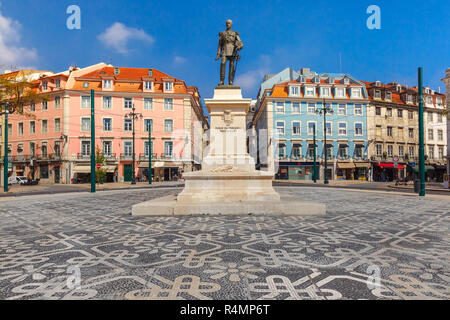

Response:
(251, 68), (371, 181)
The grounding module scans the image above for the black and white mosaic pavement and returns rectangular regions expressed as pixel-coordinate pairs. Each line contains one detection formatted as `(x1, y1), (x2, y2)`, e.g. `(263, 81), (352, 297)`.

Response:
(0, 187), (449, 300)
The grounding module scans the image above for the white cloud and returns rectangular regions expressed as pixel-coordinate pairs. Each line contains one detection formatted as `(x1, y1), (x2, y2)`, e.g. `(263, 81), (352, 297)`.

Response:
(98, 22), (154, 54)
(173, 56), (186, 64)
(235, 55), (271, 90)
(0, 8), (38, 69)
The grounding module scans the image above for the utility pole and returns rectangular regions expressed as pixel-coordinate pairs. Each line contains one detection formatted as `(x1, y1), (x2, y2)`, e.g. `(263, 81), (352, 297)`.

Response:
(418, 68), (426, 196)
(126, 105), (142, 185)
(3, 102), (8, 192)
(313, 123), (317, 183)
(316, 100), (333, 184)
(90, 90), (96, 193)
(148, 121), (152, 185)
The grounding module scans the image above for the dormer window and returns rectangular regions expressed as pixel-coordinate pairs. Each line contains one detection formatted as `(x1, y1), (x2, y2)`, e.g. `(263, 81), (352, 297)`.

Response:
(343, 77), (350, 85)
(374, 90), (381, 98)
(289, 86), (300, 97)
(83, 82), (89, 88)
(114, 67), (120, 75)
(144, 81), (152, 90)
(335, 87), (345, 98)
(304, 86), (315, 97)
(375, 81), (381, 87)
(148, 69), (153, 77)
(396, 85), (401, 92)
(351, 88), (361, 98)
(406, 94), (412, 102)
(328, 77), (334, 84)
(300, 76), (306, 83)
(103, 79), (112, 89)
(426, 96), (432, 104)
(314, 77), (320, 83)
(55, 79), (61, 89)
(164, 82), (173, 91)
(320, 87), (331, 97)
(437, 97), (442, 106)
(42, 81), (48, 90)
(385, 91), (392, 100)
(425, 88), (429, 94)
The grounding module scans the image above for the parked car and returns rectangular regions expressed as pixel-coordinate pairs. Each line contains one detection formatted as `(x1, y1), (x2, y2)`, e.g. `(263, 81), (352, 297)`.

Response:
(23, 179), (40, 186)
(8, 176), (28, 186)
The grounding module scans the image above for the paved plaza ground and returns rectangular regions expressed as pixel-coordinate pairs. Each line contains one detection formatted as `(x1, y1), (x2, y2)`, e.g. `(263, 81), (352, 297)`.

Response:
(0, 187), (449, 300)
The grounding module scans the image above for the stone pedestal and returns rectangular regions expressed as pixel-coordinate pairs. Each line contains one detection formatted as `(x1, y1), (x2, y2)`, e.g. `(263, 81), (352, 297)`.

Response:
(132, 87), (326, 216)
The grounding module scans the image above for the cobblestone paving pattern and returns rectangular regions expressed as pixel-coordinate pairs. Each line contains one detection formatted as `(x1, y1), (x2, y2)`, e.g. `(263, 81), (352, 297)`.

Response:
(0, 187), (449, 300)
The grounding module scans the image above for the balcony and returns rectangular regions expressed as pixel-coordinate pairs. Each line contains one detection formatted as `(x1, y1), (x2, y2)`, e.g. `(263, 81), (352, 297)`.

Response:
(120, 153), (133, 160)
(103, 153), (117, 160)
(139, 153), (159, 161)
(77, 153), (91, 160)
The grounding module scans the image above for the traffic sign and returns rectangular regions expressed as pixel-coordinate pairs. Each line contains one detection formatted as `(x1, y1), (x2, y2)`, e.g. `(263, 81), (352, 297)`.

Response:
(411, 162), (416, 168)
(393, 156), (399, 162)
(96, 164), (101, 170)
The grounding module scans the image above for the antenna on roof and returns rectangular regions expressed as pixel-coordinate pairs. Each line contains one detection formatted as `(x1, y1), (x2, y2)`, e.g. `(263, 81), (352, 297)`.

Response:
(339, 53), (342, 73)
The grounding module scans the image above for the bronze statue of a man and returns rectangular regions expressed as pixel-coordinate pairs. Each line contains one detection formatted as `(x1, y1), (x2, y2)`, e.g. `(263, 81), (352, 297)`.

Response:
(215, 19), (243, 86)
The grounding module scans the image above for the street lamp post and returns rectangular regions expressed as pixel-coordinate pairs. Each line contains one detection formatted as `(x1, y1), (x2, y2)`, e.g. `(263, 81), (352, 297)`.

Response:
(126, 105), (142, 185)
(313, 123), (317, 183)
(148, 122), (152, 185)
(316, 99), (333, 185)
(3, 102), (8, 192)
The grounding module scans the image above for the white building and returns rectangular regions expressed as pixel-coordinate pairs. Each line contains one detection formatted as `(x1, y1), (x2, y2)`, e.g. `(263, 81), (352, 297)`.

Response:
(442, 68), (450, 186)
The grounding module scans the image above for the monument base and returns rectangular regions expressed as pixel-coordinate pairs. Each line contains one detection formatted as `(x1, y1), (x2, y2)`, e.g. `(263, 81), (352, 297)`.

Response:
(131, 195), (326, 216)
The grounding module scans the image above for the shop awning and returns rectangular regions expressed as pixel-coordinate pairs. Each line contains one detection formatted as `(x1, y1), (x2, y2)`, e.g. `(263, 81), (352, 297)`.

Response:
(102, 165), (117, 173)
(410, 165), (435, 173)
(354, 162), (371, 168)
(337, 162), (356, 169)
(73, 165), (91, 173)
(376, 163), (405, 170)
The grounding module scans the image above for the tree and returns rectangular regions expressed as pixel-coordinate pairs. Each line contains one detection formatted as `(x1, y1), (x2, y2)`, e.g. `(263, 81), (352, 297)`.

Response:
(0, 70), (44, 116)
(95, 147), (107, 184)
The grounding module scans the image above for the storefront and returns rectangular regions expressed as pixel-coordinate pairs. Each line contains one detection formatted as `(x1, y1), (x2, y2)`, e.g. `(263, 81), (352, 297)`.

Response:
(276, 162), (319, 181)
(336, 162), (355, 180)
(433, 164), (447, 182)
(354, 162), (370, 180)
(373, 162), (405, 182)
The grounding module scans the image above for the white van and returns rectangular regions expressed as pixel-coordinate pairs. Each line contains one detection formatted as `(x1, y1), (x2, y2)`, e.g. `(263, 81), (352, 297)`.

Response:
(8, 176), (27, 185)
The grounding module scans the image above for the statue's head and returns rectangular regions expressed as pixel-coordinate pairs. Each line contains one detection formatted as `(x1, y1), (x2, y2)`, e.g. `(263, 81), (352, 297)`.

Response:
(226, 19), (232, 29)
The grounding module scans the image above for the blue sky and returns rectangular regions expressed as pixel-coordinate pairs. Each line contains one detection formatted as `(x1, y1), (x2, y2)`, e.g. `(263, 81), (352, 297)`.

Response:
(1, 0), (449, 101)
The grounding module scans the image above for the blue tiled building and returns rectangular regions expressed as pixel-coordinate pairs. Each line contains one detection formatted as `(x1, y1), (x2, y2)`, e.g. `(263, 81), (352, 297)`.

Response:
(251, 68), (371, 181)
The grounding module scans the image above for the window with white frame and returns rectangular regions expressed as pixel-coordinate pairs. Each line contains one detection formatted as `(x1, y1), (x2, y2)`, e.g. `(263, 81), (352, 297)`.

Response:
(438, 129), (443, 141)
(387, 145), (393, 157)
(307, 143), (316, 159)
(18, 123), (23, 136)
(428, 112), (433, 121)
(292, 122), (301, 135)
(103, 118), (112, 131)
(354, 145), (363, 158)
(397, 109), (403, 118)
(103, 141), (112, 156)
(55, 79), (61, 89)
(338, 144), (348, 159)
(276, 121), (285, 135)
(164, 98), (173, 110)
(344, 77), (350, 85)
(145, 81), (152, 90)
(338, 122), (347, 135)
(30, 121), (35, 134)
(307, 122), (316, 135)
(305, 86), (315, 97)
(321, 87), (331, 97)
(124, 118), (132, 131)
(354, 104), (362, 115)
(376, 144), (382, 156)
(406, 94), (413, 103)
(374, 90), (381, 98)
(351, 88), (361, 98)
(164, 82), (173, 91)
(124, 141), (132, 156)
(55, 96), (61, 109)
(409, 146), (415, 158)
(278, 143), (286, 159)
(289, 86), (300, 96)
(428, 129), (434, 140)
(292, 102), (300, 113)
(144, 98), (153, 110)
(276, 102), (284, 113)
(427, 96), (432, 104)
(385, 91), (392, 100)
(144, 119), (153, 132)
(387, 126), (393, 137)
(428, 146), (434, 159)
(338, 104), (346, 115)
(398, 145), (404, 157)
(292, 144), (301, 159)
(436, 97), (442, 106)
(164, 119), (173, 132)
(355, 123), (363, 135)
(42, 101), (48, 110)
(124, 97), (133, 109)
(437, 113), (443, 123)
(408, 110), (414, 119)
(325, 122), (332, 135)
(307, 103), (315, 114)
(81, 141), (90, 157)
(164, 141), (173, 157)
(42, 81), (48, 90)
(335, 87), (345, 98)
(81, 118), (90, 131)
(144, 141), (152, 157)
(30, 102), (35, 112)
(103, 80), (112, 89)
(408, 128), (414, 139)
(42, 120), (48, 133)
(54, 118), (61, 132)
(438, 147), (444, 159)
(103, 96), (112, 109)
(81, 96), (91, 108)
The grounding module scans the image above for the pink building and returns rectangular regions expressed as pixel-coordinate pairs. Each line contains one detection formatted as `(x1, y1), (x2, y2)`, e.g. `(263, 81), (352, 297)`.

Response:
(5, 63), (208, 184)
